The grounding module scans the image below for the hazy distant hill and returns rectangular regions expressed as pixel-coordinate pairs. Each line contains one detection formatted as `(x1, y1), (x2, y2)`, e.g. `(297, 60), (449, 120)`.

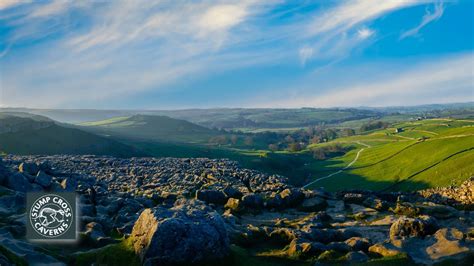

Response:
(0, 113), (144, 157)
(3, 102), (472, 129)
(80, 114), (218, 143)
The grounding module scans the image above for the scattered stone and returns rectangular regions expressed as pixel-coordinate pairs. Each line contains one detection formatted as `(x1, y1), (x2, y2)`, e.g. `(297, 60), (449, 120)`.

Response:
(4, 173), (30, 192)
(425, 228), (469, 261)
(18, 162), (39, 176)
(317, 250), (339, 261)
(223, 186), (243, 199)
(34, 171), (52, 188)
(287, 238), (326, 258)
(241, 193), (264, 209)
(417, 202), (460, 219)
(196, 189), (227, 205)
(225, 198), (242, 213)
(343, 193), (366, 204)
(0, 155), (471, 265)
(345, 251), (369, 263)
(345, 237), (371, 252)
(368, 242), (404, 257)
(85, 222), (106, 240)
(280, 188), (305, 207)
(363, 197), (389, 211)
(298, 197), (328, 212)
(389, 216), (439, 240)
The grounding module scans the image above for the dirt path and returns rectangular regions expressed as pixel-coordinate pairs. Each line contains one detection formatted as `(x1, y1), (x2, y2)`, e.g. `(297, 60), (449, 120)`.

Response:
(302, 142), (370, 189)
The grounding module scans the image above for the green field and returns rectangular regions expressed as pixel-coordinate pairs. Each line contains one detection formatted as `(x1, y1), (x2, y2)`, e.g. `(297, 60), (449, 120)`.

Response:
(0, 124), (143, 157)
(2, 110), (472, 192)
(84, 116), (474, 191)
(305, 119), (474, 191)
(80, 114), (219, 143)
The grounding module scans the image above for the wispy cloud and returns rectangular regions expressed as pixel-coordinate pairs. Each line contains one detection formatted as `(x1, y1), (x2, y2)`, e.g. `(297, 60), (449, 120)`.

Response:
(400, 3), (445, 40)
(357, 27), (375, 39)
(0, 0), (463, 109)
(0, 0), (28, 10)
(306, 0), (420, 37)
(266, 53), (474, 107)
(298, 0), (429, 64)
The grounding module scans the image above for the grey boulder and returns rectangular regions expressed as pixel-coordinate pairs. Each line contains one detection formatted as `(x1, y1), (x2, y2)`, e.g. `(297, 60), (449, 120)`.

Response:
(34, 171), (52, 188)
(130, 199), (229, 265)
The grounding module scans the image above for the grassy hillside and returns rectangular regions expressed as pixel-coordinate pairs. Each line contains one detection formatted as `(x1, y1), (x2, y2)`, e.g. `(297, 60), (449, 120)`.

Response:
(305, 119), (474, 191)
(0, 114), (144, 157)
(80, 114), (219, 143)
(4, 103), (471, 129)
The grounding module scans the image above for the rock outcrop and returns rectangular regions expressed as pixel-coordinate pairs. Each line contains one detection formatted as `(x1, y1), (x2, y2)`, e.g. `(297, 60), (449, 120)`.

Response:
(130, 199), (229, 265)
(0, 155), (472, 265)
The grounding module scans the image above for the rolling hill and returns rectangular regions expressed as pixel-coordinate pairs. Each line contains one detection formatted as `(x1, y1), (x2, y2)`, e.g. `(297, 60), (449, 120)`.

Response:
(3, 102), (472, 130)
(0, 113), (144, 157)
(304, 119), (474, 191)
(80, 114), (219, 143)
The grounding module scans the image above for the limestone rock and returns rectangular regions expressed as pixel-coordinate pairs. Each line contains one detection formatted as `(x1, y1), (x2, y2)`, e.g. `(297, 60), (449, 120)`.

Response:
(18, 162), (39, 176)
(389, 216), (438, 240)
(287, 238), (327, 258)
(34, 171), (52, 188)
(241, 193), (264, 209)
(224, 198), (242, 213)
(298, 197), (328, 212)
(345, 237), (371, 252)
(345, 251), (369, 263)
(425, 228), (469, 261)
(195, 189), (227, 205)
(4, 173), (30, 192)
(368, 242), (404, 257)
(279, 188), (305, 207)
(130, 199), (229, 265)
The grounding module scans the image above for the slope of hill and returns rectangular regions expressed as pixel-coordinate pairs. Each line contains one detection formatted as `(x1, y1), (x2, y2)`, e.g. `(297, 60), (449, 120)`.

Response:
(3, 103), (472, 130)
(80, 114), (218, 143)
(0, 114), (144, 157)
(305, 119), (474, 191)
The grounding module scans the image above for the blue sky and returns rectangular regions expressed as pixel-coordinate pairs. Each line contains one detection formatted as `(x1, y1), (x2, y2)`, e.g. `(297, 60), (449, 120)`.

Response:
(0, 0), (472, 109)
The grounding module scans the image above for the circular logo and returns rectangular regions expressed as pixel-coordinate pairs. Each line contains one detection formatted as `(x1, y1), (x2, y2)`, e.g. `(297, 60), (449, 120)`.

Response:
(29, 194), (73, 238)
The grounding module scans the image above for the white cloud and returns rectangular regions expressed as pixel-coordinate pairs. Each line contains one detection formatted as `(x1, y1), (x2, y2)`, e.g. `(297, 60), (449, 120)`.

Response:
(299, 0), (430, 64)
(0, 0), (461, 109)
(400, 3), (445, 39)
(199, 4), (248, 32)
(299, 46), (313, 65)
(28, 0), (70, 18)
(0, 0), (27, 10)
(266, 53), (474, 107)
(306, 0), (424, 37)
(357, 27), (375, 39)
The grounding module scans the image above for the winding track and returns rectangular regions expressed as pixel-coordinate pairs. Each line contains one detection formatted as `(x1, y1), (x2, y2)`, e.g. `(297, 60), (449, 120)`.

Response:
(302, 133), (474, 190)
(302, 141), (370, 189)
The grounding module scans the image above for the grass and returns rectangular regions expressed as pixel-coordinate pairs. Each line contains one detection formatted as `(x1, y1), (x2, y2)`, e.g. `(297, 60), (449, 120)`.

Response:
(0, 245), (28, 266)
(124, 118), (473, 191)
(307, 119), (474, 191)
(71, 238), (140, 266)
(0, 124), (143, 157)
(80, 114), (219, 143)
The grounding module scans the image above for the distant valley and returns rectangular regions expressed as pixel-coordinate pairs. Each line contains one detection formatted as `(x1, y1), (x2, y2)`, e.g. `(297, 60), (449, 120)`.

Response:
(1, 103), (473, 192)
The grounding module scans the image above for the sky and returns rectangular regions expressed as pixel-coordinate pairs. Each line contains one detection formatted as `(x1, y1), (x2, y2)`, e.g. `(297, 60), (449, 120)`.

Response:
(0, 0), (473, 109)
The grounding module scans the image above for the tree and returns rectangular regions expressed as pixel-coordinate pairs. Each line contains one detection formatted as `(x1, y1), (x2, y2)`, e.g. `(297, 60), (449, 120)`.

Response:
(310, 136), (321, 144)
(342, 128), (355, 137)
(209, 135), (228, 145)
(230, 135), (239, 145)
(244, 136), (254, 146)
(285, 135), (295, 143)
(313, 149), (326, 160)
(287, 142), (302, 152)
(268, 144), (279, 152)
